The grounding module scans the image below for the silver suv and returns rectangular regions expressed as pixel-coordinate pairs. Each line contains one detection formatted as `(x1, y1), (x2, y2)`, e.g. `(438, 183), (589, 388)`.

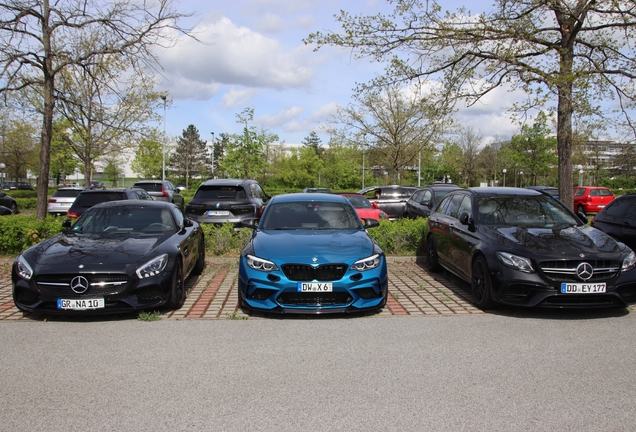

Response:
(132, 180), (185, 211)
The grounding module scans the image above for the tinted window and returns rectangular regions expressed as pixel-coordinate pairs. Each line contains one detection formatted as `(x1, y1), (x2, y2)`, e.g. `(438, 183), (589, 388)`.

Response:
(134, 183), (163, 192)
(444, 194), (464, 218)
(74, 192), (126, 207)
(52, 190), (82, 198)
(590, 189), (600, 196)
(574, 188), (585, 196)
(422, 190), (433, 203)
(261, 201), (361, 230)
(477, 196), (577, 227)
(195, 186), (245, 200)
(433, 189), (453, 201)
(457, 196), (472, 218)
(600, 189), (614, 196)
(344, 195), (371, 208)
(603, 199), (630, 219)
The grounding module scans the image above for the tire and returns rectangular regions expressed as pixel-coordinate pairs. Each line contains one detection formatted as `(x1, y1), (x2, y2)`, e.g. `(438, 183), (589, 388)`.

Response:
(166, 258), (185, 309)
(193, 238), (205, 275)
(9, 202), (17, 213)
(577, 205), (585, 215)
(471, 255), (495, 309)
(426, 235), (441, 272)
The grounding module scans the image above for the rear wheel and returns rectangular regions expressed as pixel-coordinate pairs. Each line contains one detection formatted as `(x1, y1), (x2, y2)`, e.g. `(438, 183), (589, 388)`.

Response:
(426, 235), (441, 272)
(471, 256), (495, 309)
(166, 259), (185, 309)
(9, 202), (17, 213)
(577, 205), (586, 215)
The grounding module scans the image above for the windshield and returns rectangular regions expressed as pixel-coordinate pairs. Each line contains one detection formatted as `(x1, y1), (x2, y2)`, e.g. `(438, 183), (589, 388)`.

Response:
(343, 195), (372, 209)
(195, 186), (245, 200)
(260, 201), (362, 230)
(477, 196), (579, 228)
(72, 206), (176, 233)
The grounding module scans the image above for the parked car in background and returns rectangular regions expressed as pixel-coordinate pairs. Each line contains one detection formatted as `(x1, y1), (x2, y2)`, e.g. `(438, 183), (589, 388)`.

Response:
(573, 186), (615, 215)
(3, 181), (16, 190)
(302, 187), (332, 193)
(525, 186), (560, 200)
(0, 205), (13, 215)
(13, 200), (205, 315)
(405, 184), (461, 218)
(16, 182), (34, 190)
(238, 193), (387, 314)
(185, 179), (269, 225)
(358, 185), (419, 220)
(47, 187), (84, 216)
(339, 193), (388, 221)
(591, 193), (636, 251)
(66, 187), (153, 219)
(426, 187), (636, 309)
(132, 180), (184, 211)
(0, 190), (17, 213)
(89, 180), (105, 189)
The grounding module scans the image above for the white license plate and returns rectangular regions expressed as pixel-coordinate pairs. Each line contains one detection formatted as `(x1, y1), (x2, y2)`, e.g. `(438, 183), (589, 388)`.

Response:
(57, 298), (105, 310)
(297, 282), (333, 292)
(560, 283), (607, 293)
(207, 210), (229, 216)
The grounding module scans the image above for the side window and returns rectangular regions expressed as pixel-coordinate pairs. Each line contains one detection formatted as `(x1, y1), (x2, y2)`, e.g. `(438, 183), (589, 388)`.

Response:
(411, 191), (422, 202)
(601, 189), (614, 197)
(445, 194), (464, 219)
(603, 200), (629, 219)
(574, 188), (585, 196)
(422, 190), (432, 203)
(625, 203), (636, 223)
(437, 195), (452, 215)
(590, 189), (600, 196)
(457, 196), (472, 220)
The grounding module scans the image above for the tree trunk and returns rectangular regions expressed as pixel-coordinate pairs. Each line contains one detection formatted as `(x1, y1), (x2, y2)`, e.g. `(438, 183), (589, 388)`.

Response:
(557, 43), (575, 211)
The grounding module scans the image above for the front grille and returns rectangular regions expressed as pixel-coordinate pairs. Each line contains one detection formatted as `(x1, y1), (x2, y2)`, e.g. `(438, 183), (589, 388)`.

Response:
(35, 274), (129, 296)
(15, 287), (38, 304)
(502, 284), (539, 300)
(136, 288), (163, 302)
(278, 292), (352, 306)
(281, 264), (347, 281)
(540, 295), (622, 308)
(539, 260), (620, 282)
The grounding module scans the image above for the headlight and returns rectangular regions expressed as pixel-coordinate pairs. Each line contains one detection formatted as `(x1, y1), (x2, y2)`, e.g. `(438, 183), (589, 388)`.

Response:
(379, 212), (388, 220)
(246, 255), (278, 272)
(622, 251), (636, 272)
(352, 254), (381, 271)
(496, 252), (534, 273)
(136, 254), (168, 278)
(16, 255), (33, 280)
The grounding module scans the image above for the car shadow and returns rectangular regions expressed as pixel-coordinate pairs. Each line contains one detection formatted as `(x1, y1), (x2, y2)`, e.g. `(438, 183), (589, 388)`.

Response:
(414, 256), (632, 320)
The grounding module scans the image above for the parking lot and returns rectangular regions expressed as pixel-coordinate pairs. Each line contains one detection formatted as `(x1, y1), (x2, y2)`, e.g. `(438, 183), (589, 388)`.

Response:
(0, 257), (493, 320)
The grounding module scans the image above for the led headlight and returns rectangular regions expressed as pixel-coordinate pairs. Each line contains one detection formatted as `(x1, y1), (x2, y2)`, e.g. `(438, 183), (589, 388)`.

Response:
(622, 251), (636, 272)
(352, 254), (381, 271)
(16, 255), (33, 280)
(496, 251), (534, 273)
(136, 254), (168, 278)
(246, 255), (278, 272)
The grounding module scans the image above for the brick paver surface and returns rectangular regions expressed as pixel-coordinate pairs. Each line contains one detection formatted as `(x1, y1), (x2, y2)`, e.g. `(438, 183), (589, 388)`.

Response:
(4, 256), (632, 321)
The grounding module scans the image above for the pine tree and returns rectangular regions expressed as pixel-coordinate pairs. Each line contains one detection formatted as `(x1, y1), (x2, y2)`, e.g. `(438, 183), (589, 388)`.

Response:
(170, 125), (210, 189)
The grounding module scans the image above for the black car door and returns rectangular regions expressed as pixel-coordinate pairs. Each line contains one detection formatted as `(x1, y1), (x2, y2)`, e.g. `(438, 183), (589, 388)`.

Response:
(431, 193), (464, 271)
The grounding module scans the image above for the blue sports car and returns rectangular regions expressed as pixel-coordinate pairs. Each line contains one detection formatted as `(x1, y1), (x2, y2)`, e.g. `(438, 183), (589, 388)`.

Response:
(238, 193), (388, 314)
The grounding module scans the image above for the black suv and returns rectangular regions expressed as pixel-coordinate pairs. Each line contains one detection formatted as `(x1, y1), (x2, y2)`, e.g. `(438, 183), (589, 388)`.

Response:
(0, 190), (17, 213)
(405, 184), (461, 218)
(185, 179), (269, 224)
(132, 180), (185, 211)
(359, 185), (419, 220)
(591, 193), (636, 251)
(66, 188), (153, 219)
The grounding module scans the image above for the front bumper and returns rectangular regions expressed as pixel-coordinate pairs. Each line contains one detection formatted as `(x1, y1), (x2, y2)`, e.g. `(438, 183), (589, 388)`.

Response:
(238, 258), (389, 314)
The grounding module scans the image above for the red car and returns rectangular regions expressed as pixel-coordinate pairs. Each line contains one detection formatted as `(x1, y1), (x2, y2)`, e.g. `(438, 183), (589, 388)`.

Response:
(573, 186), (615, 215)
(340, 193), (388, 221)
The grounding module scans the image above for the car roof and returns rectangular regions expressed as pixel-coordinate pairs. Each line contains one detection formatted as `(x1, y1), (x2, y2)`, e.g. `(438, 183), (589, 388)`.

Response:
(199, 179), (254, 187)
(271, 193), (349, 203)
(54, 187), (84, 191)
(78, 187), (144, 194)
(91, 200), (172, 210)
(133, 180), (168, 184)
(457, 187), (544, 197)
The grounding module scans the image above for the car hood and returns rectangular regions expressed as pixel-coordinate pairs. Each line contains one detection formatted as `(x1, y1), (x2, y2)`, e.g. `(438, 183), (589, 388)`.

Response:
(485, 224), (628, 257)
(355, 208), (384, 220)
(251, 230), (376, 263)
(26, 233), (166, 268)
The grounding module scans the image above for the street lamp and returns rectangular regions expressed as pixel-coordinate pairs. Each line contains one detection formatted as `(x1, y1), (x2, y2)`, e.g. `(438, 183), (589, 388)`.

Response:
(519, 171), (523, 188)
(210, 132), (215, 178)
(161, 95), (167, 181)
(502, 168), (507, 187)
(362, 133), (366, 189)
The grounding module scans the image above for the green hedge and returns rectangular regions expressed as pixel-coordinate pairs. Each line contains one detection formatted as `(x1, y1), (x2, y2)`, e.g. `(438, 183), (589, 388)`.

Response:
(0, 215), (429, 258)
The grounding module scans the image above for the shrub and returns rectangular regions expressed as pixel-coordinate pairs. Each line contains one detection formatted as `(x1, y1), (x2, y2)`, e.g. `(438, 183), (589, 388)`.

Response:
(368, 218), (428, 256)
(0, 215), (65, 256)
(16, 198), (38, 211)
(201, 223), (253, 256)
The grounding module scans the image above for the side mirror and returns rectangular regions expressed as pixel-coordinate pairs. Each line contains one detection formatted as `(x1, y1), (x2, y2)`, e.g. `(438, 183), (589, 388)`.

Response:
(421, 200), (431, 207)
(184, 218), (194, 228)
(62, 219), (72, 230)
(239, 219), (259, 229)
(459, 212), (476, 232)
(577, 212), (588, 225)
(371, 202), (379, 209)
(363, 218), (380, 229)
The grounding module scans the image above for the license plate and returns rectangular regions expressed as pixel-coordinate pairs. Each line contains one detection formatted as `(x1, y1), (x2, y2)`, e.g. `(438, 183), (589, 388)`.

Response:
(297, 282), (333, 292)
(57, 298), (105, 310)
(560, 283), (607, 293)
(207, 210), (229, 216)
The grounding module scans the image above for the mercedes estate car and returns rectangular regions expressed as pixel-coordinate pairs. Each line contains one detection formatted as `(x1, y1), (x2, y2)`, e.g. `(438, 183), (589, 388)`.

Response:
(426, 187), (636, 309)
(238, 193), (388, 314)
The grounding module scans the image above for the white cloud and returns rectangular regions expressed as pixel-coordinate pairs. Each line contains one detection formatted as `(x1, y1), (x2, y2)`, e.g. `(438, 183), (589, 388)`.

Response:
(256, 106), (305, 127)
(311, 102), (339, 121)
(159, 16), (317, 98)
(256, 13), (286, 33)
(221, 88), (259, 108)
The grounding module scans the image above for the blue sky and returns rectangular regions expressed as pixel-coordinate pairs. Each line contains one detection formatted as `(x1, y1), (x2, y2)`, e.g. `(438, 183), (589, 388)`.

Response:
(152, 0), (527, 146)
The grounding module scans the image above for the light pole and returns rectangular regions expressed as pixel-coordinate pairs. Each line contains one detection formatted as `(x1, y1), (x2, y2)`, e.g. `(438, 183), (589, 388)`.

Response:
(161, 95), (167, 181)
(519, 171), (523, 188)
(502, 168), (507, 187)
(362, 133), (366, 189)
(578, 167), (583, 186)
(210, 132), (215, 178)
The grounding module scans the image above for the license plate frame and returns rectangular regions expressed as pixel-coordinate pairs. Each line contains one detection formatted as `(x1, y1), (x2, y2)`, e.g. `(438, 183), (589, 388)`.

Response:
(207, 210), (229, 216)
(297, 282), (333, 292)
(560, 283), (607, 294)
(57, 298), (105, 310)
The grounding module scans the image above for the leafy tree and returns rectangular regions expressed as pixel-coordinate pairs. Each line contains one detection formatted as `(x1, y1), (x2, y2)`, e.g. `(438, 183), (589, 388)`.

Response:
(170, 125), (209, 189)
(276, 147), (323, 189)
(302, 131), (324, 156)
(334, 84), (452, 184)
(499, 113), (558, 187)
(131, 133), (167, 180)
(2, 118), (38, 181)
(103, 157), (125, 187)
(50, 119), (81, 186)
(0, 0), (192, 218)
(307, 0), (636, 209)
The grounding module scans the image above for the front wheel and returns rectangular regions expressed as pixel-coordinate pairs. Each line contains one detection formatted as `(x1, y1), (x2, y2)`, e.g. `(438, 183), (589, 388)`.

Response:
(577, 205), (586, 215)
(471, 256), (495, 309)
(426, 235), (441, 272)
(166, 259), (185, 309)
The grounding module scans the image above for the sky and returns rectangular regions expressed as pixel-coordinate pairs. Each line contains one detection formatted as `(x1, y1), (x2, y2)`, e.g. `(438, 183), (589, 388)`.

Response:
(152, 0), (527, 147)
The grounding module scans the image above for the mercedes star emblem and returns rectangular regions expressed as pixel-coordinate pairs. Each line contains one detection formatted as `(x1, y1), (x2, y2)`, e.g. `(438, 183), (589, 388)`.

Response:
(576, 262), (594, 281)
(70, 276), (89, 294)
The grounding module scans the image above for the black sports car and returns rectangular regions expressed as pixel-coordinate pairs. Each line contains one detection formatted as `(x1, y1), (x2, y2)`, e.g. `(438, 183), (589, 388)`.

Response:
(426, 187), (636, 308)
(12, 200), (205, 315)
